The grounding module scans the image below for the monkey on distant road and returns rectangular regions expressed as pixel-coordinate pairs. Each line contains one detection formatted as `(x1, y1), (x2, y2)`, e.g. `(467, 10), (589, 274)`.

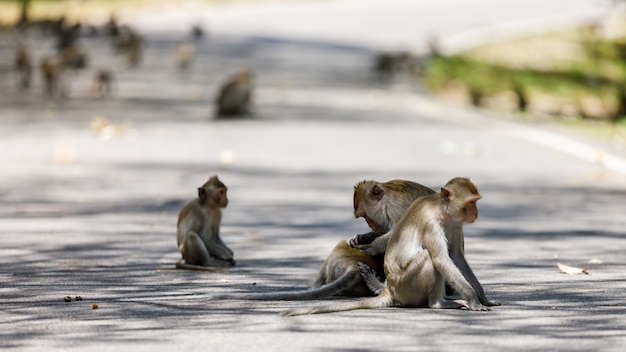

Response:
(215, 70), (254, 118)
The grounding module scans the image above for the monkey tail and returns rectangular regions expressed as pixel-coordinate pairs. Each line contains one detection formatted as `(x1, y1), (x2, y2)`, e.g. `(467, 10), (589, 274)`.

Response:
(281, 291), (394, 316)
(210, 270), (358, 301)
(175, 259), (228, 271)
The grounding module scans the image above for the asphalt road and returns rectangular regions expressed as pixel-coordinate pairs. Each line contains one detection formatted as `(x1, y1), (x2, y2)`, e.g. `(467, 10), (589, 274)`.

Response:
(1, 1), (625, 351)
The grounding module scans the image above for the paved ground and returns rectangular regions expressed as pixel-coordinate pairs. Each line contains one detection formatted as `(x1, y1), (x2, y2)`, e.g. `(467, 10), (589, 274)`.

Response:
(1, 1), (625, 351)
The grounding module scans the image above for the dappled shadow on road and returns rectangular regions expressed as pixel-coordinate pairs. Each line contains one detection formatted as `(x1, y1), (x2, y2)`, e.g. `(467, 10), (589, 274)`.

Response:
(1, 160), (625, 348)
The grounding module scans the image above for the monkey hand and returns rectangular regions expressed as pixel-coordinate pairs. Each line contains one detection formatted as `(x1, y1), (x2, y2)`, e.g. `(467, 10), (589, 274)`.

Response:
(348, 236), (360, 248)
(227, 258), (236, 267)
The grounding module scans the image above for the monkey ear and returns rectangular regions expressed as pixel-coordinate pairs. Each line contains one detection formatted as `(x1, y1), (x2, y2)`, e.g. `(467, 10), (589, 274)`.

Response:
(371, 185), (384, 201)
(440, 187), (451, 202)
(198, 187), (207, 201)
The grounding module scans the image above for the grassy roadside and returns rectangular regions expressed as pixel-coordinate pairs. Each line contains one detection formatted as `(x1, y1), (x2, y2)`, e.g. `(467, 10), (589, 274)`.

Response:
(423, 25), (626, 148)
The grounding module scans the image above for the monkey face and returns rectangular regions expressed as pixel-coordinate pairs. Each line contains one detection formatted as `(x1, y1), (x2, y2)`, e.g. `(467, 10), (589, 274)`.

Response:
(363, 215), (385, 234)
(215, 188), (229, 208)
(463, 196), (480, 223)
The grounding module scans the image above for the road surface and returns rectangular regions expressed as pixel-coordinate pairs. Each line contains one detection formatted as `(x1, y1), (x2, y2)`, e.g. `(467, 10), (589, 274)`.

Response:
(0, 1), (625, 351)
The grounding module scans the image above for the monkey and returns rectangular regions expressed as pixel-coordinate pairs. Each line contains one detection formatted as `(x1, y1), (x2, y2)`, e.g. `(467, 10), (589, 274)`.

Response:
(283, 177), (497, 316)
(215, 70), (254, 118)
(14, 46), (32, 90)
(192, 24), (205, 40)
(111, 26), (142, 67)
(126, 33), (143, 68)
(176, 176), (235, 270)
(350, 182), (499, 307)
(40, 57), (63, 97)
(60, 44), (88, 70)
(206, 179), (434, 300)
(89, 70), (113, 98)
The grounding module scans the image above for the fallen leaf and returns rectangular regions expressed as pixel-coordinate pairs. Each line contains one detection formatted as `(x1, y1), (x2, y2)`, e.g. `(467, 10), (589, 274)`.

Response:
(557, 262), (589, 275)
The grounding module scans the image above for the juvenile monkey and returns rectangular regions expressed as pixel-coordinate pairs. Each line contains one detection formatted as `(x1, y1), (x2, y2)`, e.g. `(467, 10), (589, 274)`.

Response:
(176, 176), (235, 270)
(215, 70), (254, 118)
(283, 178), (496, 316)
(209, 179), (433, 300)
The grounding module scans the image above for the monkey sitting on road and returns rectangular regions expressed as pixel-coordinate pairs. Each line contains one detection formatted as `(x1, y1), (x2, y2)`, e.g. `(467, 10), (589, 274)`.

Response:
(176, 176), (235, 270)
(215, 69), (254, 118)
(284, 177), (499, 316)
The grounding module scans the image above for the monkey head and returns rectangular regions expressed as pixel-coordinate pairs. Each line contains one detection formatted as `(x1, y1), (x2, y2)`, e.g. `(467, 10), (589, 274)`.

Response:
(198, 175), (229, 208)
(441, 177), (481, 224)
(353, 180), (388, 234)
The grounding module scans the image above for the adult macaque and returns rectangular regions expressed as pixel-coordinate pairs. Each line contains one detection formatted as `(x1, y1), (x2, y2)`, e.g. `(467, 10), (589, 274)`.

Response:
(89, 70), (113, 98)
(215, 70), (254, 118)
(210, 179), (434, 300)
(176, 176), (235, 270)
(283, 177), (497, 316)
(14, 46), (32, 90)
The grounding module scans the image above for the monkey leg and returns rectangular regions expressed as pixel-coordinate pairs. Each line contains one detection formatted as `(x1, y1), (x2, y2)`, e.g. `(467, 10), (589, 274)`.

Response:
(357, 261), (386, 295)
(179, 232), (213, 266)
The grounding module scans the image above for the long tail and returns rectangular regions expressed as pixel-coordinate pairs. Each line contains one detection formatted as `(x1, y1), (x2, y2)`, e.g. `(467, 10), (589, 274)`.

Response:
(282, 291), (394, 316)
(210, 271), (355, 301)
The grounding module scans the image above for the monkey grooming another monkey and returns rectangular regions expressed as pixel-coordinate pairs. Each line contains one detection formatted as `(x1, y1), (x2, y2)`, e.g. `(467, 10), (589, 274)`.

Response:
(215, 69), (254, 118)
(206, 179), (434, 300)
(283, 178), (495, 316)
(176, 176), (235, 270)
(352, 181), (499, 307)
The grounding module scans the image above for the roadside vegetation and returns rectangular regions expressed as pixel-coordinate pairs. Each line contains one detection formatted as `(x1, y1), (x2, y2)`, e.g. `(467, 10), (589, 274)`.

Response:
(423, 20), (626, 144)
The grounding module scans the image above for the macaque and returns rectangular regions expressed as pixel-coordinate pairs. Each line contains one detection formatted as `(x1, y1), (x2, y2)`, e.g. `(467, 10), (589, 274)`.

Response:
(40, 57), (62, 97)
(60, 44), (88, 70)
(176, 176), (235, 270)
(112, 26), (142, 67)
(89, 70), (113, 98)
(208, 179), (434, 300)
(14, 46), (32, 90)
(283, 177), (497, 316)
(215, 70), (254, 118)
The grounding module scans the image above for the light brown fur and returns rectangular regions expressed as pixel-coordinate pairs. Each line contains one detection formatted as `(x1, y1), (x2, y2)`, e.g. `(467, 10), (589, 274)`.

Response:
(283, 177), (497, 316)
(176, 175), (235, 270)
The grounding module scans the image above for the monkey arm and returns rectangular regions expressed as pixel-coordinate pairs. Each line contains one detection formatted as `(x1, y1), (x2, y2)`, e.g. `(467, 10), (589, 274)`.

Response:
(451, 252), (499, 306)
(199, 234), (234, 261)
(428, 235), (485, 310)
(348, 231), (382, 247)
(362, 232), (391, 255)
(214, 234), (234, 256)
